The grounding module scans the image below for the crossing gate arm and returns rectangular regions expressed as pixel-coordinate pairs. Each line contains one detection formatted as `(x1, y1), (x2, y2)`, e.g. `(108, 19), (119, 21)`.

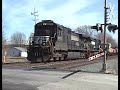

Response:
(88, 52), (104, 61)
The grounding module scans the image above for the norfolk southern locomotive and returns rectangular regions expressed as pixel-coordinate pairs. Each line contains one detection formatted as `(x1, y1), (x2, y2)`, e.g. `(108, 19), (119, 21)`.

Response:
(27, 20), (101, 63)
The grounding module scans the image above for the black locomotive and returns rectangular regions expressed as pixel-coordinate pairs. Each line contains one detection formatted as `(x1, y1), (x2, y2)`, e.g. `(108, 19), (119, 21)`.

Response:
(27, 20), (101, 62)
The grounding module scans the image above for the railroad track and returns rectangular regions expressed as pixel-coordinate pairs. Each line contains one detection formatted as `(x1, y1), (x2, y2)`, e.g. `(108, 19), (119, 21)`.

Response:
(2, 55), (117, 70)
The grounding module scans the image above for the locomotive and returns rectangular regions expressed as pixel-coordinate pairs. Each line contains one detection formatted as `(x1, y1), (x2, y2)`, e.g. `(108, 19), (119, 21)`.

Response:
(107, 47), (118, 56)
(27, 20), (102, 63)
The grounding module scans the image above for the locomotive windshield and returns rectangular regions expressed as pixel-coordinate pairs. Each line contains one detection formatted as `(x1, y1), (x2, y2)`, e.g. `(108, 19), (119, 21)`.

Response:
(35, 27), (52, 36)
(34, 23), (56, 36)
(33, 23), (57, 45)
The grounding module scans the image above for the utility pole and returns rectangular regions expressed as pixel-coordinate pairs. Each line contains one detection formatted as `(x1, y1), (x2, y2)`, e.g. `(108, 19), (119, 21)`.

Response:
(29, 6), (39, 46)
(31, 8), (39, 25)
(102, 0), (107, 72)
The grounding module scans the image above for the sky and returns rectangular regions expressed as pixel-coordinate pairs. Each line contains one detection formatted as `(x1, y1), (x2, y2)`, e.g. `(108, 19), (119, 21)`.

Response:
(2, 0), (118, 43)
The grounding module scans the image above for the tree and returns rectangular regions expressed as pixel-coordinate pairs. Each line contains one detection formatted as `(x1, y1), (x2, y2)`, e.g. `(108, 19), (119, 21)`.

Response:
(2, 22), (7, 45)
(96, 33), (117, 47)
(2, 22), (7, 49)
(2, 22), (7, 61)
(10, 31), (26, 45)
(2, 30), (6, 45)
(27, 32), (34, 45)
(74, 25), (97, 38)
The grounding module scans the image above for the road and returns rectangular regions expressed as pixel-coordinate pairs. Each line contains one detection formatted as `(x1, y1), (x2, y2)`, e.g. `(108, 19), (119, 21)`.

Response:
(2, 82), (37, 90)
(2, 68), (118, 90)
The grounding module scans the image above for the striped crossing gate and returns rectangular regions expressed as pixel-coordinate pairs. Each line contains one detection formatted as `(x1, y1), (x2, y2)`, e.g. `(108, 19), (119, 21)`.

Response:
(88, 52), (104, 61)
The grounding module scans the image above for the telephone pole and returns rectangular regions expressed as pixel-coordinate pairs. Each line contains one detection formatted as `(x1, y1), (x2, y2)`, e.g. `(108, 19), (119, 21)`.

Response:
(31, 7), (39, 25)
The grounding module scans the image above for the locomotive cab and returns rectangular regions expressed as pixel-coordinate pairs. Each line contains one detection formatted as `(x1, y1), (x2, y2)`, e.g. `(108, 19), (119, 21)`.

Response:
(27, 20), (57, 62)
(33, 20), (57, 46)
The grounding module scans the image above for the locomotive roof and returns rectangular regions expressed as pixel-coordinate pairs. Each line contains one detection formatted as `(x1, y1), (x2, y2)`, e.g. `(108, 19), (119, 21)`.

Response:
(36, 20), (101, 42)
(57, 24), (71, 30)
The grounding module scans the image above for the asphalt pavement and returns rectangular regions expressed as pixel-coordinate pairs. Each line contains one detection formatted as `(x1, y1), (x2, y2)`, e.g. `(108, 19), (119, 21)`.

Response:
(2, 68), (118, 90)
(2, 82), (37, 90)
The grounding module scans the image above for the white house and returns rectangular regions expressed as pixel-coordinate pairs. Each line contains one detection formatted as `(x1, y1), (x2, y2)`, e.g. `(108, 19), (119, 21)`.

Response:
(8, 47), (27, 57)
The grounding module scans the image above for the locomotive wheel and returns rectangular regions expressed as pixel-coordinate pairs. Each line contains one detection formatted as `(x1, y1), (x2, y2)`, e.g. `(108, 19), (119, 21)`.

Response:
(29, 55), (37, 63)
(64, 54), (67, 60)
(40, 52), (51, 63)
(44, 55), (51, 62)
(59, 57), (61, 61)
(27, 51), (37, 63)
(53, 57), (56, 62)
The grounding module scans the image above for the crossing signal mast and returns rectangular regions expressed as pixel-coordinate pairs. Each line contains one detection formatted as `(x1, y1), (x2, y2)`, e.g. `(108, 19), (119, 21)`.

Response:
(91, 0), (117, 33)
(91, 0), (118, 73)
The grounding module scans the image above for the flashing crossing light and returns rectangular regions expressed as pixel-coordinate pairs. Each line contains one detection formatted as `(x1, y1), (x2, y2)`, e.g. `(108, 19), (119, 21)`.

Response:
(91, 24), (103, 33)
(107, 24), (118, 33)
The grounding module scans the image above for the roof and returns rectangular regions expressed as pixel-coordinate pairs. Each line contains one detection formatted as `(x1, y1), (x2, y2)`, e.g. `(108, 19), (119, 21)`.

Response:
(14, 47), (27, 52)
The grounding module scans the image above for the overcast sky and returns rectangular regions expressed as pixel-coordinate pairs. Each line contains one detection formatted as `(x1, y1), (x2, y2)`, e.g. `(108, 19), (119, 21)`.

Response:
(2, 0), (118, 43)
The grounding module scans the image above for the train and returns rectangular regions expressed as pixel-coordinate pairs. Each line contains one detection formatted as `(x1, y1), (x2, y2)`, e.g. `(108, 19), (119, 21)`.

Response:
(27, 20), (117, 63)
(107, 47), (118, 56)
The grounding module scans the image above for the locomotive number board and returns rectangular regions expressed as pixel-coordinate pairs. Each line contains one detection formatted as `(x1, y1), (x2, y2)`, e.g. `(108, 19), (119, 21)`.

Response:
(43, 23), (54, 25)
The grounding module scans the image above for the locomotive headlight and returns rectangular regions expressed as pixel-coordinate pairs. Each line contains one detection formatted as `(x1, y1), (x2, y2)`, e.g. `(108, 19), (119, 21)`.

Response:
(46, 38), (49, 41)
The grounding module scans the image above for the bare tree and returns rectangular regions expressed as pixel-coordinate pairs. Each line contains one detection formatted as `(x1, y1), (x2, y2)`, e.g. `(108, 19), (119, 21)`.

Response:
(27, 32), (34, 45)
(96, 33), (117, 47)
(2, 22), (7, 61)
(10, 32), (26, 45)
(2, 21), (7, 45)
(74, 25), (97, 38)
(2, 30), (6, 45)
(2, 21), (7, 48)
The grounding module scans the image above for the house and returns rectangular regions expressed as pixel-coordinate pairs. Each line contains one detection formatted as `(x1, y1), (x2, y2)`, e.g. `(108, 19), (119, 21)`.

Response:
(8, 47), (27, 57)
